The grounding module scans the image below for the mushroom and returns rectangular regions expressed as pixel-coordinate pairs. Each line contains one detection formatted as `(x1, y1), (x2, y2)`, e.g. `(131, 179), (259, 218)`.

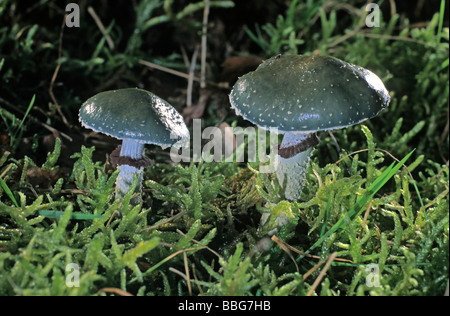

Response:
(79, 88), (189, 205)
(229, 54), (390, 200)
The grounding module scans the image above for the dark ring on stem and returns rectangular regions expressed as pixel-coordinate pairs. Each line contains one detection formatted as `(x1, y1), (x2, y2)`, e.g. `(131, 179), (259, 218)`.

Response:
(278, 133), (319, 159)
(110, 146), (152, 169)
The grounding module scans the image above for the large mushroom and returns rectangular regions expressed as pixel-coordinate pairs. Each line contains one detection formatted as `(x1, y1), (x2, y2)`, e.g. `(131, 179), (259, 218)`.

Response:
(229, 54), (390, 200)
(79, 88), (189, 205)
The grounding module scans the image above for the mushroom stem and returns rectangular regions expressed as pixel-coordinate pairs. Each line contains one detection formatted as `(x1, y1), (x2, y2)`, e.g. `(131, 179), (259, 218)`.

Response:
(115, 139), (145, 205)
(120, 139), (145, 159)
(276, 133), (313, 201)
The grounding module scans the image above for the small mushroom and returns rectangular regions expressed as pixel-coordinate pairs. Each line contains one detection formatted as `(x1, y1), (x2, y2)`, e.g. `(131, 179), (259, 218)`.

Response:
(79, 88), (189, 205)
(229, 54), (390, 200)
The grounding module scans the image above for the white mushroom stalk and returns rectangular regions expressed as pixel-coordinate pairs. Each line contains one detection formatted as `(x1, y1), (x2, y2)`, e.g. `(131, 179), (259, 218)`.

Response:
(276, 133), (313, 201)
(115, 139), (145, 204)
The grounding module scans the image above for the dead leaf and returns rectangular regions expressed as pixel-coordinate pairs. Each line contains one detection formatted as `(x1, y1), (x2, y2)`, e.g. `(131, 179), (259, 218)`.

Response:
(26, 166), (62, 188)
(182, 89), (213, 124)
(220, 56), (263, 85)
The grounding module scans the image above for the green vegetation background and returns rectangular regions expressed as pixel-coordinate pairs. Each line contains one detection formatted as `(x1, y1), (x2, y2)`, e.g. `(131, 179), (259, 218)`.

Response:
(0, 0), (448, 296)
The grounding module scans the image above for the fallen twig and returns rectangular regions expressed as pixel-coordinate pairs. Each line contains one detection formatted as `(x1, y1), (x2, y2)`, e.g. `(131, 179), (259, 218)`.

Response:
(307, 252), (338, 296)
(88, 6), (115, 50)
(200, 0), (210, 89)
(49, 14), (70, 128)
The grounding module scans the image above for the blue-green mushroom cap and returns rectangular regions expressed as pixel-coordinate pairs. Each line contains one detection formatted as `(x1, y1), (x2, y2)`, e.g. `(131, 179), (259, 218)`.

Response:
(229, 55), (390, 134)
(79, 88), (189, 146)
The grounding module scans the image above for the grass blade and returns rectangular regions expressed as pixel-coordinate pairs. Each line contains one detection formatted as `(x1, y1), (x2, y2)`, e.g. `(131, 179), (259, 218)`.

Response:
(14, 94), (35, 138)
(0, 178), (18, 207)
(320, 191), (332, 238)
(35, 210), (103, 220)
